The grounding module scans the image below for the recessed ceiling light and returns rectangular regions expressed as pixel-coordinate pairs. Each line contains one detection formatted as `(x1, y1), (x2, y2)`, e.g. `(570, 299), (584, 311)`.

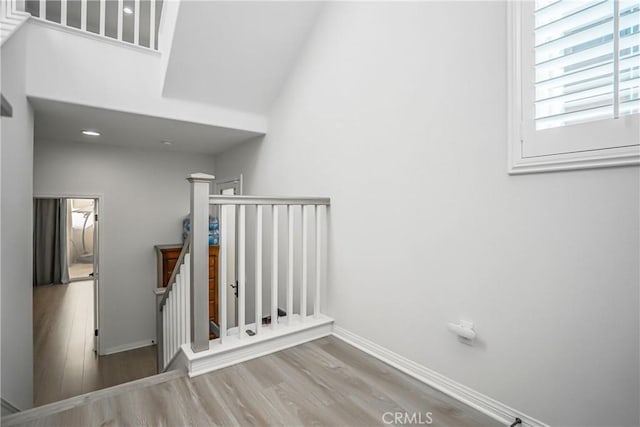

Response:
(161, 141), (172, 146)
(82, 130), (101, 137)
(123, 6), (133, 15)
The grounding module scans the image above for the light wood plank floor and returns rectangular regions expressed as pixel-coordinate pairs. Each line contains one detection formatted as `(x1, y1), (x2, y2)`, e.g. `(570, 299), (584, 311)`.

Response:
(33, 281), (157, 407)
(20, 336), (500, 426)
(68, 263), (94, 280)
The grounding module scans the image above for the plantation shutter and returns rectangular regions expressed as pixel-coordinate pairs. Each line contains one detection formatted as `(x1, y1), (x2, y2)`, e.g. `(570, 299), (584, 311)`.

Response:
(534, 0), (640, 130)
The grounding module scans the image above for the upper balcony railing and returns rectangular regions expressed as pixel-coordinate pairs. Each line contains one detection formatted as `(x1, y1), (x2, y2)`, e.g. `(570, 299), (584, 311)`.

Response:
(23, 0), (162, 50)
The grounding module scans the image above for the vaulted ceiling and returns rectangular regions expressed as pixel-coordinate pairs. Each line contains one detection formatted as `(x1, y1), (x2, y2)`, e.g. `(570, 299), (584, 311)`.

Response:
(27, 1), (324, 154)
(162, 1), (324, 114)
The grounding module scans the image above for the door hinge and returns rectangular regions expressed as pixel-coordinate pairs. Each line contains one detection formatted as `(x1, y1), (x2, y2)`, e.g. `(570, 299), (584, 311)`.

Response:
(94, 329), (99, 336)
(94, 214), (98, 221)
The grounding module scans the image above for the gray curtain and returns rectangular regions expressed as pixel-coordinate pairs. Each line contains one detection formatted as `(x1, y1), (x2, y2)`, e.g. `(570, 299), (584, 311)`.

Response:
(33, 198), (69, 286)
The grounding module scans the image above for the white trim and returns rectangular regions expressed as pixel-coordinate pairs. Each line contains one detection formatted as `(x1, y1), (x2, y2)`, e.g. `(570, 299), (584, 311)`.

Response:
(0, 8), (30, 47)
(332, 326), (549, 427)
(508, 148), (640, 175)
(164, 344), (189, 373)
(506, 2), (639, 175)
(102, 338), (155, 355)
(181, 314), (333, 377)
(1, 398), (21, 415)
(214, 174), (244, 196)
(27, 17), (160, 55)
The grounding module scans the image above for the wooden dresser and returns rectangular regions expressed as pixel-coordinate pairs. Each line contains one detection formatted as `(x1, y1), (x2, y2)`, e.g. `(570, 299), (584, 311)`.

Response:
(155, 244), (219, 338)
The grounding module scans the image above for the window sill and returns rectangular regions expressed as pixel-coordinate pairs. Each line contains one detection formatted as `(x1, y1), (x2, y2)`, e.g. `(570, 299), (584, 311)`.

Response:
(508, 145), (640, 175)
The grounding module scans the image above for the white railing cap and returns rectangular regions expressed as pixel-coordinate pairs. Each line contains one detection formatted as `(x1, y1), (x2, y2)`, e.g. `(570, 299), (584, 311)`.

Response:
(188, 173), (216, 183)
(209, 195), (330, 206)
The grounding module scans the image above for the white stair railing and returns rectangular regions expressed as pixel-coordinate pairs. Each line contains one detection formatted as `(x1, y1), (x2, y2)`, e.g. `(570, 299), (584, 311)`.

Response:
(159, 174), (330, 371)
(23, 0), (161, 50)
(210, 196), (330, 345)
(215, 196), (330, 343)
(185, 171), (330, 353)
(157, 236), (190, 371)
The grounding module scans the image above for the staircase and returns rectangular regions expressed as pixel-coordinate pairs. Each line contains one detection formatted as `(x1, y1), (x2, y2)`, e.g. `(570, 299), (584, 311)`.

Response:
(158, 173), (334, 378)
(1, 370), (184, 426)
(0, 0), (30, 46)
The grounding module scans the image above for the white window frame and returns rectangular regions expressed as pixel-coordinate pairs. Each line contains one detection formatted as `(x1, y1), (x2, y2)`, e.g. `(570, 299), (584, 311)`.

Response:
(507, 1), (640, 175)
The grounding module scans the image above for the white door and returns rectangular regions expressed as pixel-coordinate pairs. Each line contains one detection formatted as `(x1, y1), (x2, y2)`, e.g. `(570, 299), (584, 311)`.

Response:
(92, 198), (100, 353)
(215, 177), (242, 329)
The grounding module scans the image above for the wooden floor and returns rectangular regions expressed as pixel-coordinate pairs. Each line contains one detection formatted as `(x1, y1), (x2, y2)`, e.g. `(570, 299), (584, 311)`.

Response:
(17, 335), (500, 426)
(68, 263), (93, 280)
(33, 281), (157, 407)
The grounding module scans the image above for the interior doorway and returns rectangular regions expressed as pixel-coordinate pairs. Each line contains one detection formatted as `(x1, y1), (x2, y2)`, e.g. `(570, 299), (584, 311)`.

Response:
(68, 198), (96, 281)
(214, 176), (242, 329)
(33, 196), (100, 354)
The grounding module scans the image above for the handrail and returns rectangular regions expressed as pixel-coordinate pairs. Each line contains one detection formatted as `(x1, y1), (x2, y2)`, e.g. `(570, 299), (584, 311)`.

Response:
(159, 235), (190, 310)
(209, 195), (330, 206)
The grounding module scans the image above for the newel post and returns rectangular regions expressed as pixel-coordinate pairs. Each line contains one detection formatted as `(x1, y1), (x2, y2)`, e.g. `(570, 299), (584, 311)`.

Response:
(188, 173), (215, 352)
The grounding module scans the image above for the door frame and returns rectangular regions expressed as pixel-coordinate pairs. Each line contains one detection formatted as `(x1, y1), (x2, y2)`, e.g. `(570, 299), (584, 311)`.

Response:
(213, 175), (243, 196)
(33, 193), (103, 354)
(213, 176), (243, 328)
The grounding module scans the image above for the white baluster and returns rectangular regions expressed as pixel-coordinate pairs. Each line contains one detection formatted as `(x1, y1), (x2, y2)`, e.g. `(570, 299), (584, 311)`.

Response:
(315, 206), (322, 318)
(80, 0), (86, 30)
(287, 205), (294, 326)
(172, 288), (177, 354)
(150, 0), (156, 49)
(61, 0), (67, 26)
(175, 284), (180, 349)
(182, 263), (187, 344)
(177, 269), (183, 346)
(133, 0), (140, 45)
(117, 0), (123, 41)
(169, 289), (175, 356)
(165, 300), (171, 365)
(162, 305), (168, 368)
(219, 205), (228, 341)
(182, 272), (187, 345)
(174, 287), (179, 351)
(166, 305), (171, 368)
(301, 206), (309, 321)
(271, 205), (279, 329)
(238, 205), (246, 338)
(184, 263), (188, 345)
(39, 0), (45, 19)
(255, 205), (263, 335)
(100, 0), (106, 36)
(184, 254), (190, 345)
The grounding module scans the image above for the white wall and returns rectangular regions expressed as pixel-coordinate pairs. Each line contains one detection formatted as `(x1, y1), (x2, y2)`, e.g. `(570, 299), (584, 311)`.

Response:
(1, 26), (35, 410)
(214, 3), (640, 426)
(24, 21), (267, 134)
(34, 140), (215, 354)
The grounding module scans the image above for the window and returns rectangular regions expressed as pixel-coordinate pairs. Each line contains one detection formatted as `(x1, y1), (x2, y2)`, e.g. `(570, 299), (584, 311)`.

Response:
(508, 0), (640, 174)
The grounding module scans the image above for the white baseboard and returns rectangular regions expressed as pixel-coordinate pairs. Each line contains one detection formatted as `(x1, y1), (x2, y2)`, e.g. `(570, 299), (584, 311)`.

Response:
(101, 338), (155, 355)
(332, 326), (548, 427)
